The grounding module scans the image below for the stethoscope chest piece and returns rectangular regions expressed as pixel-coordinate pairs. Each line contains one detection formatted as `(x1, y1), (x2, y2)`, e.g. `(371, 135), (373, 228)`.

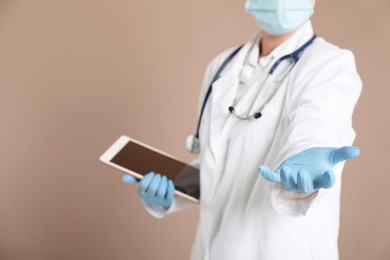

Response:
(186, 134), (200, 154)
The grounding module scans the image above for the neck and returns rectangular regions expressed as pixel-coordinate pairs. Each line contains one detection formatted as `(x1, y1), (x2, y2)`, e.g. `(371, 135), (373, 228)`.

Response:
(259, 29), (299, 58)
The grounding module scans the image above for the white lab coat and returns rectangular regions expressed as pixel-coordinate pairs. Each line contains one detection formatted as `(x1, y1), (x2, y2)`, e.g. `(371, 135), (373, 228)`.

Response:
(145, 21), (362, 260)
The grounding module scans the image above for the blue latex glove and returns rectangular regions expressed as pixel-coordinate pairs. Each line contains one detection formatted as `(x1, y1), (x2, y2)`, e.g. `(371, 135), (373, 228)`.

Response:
(122, 172), (175, 209)
(258, 146), (360, 193)
(122, 174), (138, 183)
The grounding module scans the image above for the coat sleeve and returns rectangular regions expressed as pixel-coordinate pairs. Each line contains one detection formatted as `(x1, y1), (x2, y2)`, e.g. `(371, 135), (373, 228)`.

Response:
(269, 45), (362, 216)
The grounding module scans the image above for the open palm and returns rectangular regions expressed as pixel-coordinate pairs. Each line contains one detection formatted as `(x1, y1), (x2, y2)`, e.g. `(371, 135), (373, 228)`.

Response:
(258, 146), (360, 193)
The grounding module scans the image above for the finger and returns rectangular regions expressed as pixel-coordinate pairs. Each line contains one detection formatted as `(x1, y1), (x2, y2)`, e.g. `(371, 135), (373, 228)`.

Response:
(280, 167), (295, 191)
(297, 170), (314, 193)
(156, 175), (168, 200)
(331, 146), (360, 164)
(122, 174), (137, 183)
(258, 165), (281, 184)
(166, 180), (175, 202)
(314, 170), (336, 189)
(146, 174), (161, 197)
(137, 172), (155, 196)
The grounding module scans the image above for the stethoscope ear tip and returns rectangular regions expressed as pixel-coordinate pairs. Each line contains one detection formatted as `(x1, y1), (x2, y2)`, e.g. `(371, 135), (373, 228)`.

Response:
(254, 112), (262, 119)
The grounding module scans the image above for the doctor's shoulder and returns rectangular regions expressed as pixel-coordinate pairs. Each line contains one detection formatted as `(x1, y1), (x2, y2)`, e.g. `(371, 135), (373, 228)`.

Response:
(291, 36), (362, 94)
(197, 45), (243, 103)
(296, 37), (360, 76)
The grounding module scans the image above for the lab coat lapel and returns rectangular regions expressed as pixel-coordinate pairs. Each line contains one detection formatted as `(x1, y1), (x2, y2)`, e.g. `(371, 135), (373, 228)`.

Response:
(239, 22), (315, 118)
(208, 53), (243, 154)
(209, 71), (238, 134)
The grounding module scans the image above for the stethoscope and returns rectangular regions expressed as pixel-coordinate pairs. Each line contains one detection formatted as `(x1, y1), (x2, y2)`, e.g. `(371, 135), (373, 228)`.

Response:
(186, 34), (317, 154)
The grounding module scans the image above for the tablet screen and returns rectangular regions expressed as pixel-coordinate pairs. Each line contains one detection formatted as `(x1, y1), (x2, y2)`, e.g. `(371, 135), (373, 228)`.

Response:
(110, 141), (200, 200)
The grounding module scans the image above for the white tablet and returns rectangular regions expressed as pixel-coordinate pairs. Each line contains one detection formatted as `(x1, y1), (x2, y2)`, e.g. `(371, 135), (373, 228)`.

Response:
(99, 135), (200, 203)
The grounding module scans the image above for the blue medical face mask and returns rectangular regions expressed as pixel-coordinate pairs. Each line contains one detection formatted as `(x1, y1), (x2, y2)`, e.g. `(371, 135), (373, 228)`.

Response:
(245, 0), (314, 36)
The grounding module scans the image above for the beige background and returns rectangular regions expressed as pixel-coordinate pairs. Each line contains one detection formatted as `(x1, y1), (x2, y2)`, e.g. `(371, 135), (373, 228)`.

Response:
(0, 0), (389, 259)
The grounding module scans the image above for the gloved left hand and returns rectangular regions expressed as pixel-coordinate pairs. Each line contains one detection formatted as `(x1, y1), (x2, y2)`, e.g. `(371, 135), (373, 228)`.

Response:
(123, 172), (175, 209)
(258, 146), (360, 193)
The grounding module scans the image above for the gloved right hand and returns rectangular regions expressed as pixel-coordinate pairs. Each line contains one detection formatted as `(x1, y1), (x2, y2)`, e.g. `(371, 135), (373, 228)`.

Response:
(122, 172), (175, 209)
(258, 146), (360, 193)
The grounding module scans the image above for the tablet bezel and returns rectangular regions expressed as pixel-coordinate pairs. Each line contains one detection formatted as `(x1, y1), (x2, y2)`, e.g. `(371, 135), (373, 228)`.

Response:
(100, 135), (199, 204)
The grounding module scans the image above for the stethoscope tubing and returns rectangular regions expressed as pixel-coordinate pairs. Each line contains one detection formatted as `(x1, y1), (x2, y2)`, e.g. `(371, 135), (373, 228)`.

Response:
(194, 45), (243, 140)
(190, 34), (317, 153)
(268, 34), (317, 75)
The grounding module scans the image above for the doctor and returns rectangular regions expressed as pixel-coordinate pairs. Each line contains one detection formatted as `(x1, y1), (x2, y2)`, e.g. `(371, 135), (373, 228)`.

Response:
(122, 0), (362, 259)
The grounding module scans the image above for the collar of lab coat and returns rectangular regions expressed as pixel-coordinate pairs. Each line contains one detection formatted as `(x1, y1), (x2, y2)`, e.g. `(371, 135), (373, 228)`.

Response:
(264, 20), (315, 67)
(247, 20), (315, 70)
(207, 21), (315, 152)
(214, 20), (315, 87)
